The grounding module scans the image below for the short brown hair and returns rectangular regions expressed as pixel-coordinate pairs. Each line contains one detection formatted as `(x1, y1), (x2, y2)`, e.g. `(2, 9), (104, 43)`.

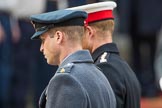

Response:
(48, 26), (84, 42)
(89, 19), (114, 36)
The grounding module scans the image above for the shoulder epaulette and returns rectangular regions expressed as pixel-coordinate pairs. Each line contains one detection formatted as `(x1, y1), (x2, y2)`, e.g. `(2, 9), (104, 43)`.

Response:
(57, 63), (74, 73)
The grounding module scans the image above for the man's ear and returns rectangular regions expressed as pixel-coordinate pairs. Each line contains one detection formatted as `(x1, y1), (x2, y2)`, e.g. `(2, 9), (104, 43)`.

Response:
(55, 31), (64, 44)
(85, 26), (95, 38)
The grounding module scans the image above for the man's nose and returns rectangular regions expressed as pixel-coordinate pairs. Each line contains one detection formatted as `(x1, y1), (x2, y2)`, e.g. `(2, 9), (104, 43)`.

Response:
(40, 43), (44, 52)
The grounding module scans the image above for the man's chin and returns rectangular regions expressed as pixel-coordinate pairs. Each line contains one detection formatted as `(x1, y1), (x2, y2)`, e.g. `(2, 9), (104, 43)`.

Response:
(47, 60), (57, 66)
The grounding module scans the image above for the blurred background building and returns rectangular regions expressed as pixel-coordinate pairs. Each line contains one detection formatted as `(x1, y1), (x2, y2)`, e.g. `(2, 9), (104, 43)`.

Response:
(0, 0), (162, 108)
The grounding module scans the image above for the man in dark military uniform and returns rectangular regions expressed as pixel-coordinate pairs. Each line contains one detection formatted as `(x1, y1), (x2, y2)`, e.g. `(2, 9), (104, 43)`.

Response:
(68, 1), (141, 108)
(30, 9), (116, 108)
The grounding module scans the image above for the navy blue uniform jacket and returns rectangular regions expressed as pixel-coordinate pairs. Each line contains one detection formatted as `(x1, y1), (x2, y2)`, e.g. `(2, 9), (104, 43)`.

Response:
(92, 43), (141, 108)
(39, 50), (116, 108)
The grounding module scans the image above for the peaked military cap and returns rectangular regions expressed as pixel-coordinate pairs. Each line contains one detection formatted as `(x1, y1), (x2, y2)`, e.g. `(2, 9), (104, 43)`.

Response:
(30, 9), (87, 39)
(67, 1), (116, 24)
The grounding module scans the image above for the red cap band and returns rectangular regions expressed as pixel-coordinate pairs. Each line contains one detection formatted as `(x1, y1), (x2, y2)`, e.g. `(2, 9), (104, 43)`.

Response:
(85, 10), (114, 24)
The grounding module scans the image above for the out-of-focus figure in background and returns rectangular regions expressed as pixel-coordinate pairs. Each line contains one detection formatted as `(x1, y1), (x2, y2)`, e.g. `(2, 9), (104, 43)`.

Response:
(154, 28), (162, 92)
(0, 0), (16, 107)
(9, 0), (47, 108)
(116, 0), (162, 97)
